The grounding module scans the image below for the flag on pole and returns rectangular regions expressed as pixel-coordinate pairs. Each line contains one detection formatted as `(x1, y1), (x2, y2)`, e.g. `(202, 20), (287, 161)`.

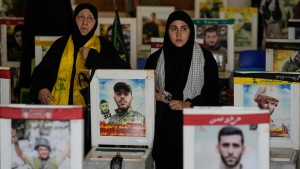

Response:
(112, 9), (130, 65)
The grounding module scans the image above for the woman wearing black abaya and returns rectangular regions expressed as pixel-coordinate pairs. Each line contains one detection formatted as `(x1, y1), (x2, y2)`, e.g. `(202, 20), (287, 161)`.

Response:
(30, 3), (130, 155)
(144, 11), (219, 168)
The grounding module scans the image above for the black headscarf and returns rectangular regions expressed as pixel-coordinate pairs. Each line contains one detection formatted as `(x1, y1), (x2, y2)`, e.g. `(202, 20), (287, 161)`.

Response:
(163, 11), (195, 100)
(72, 3), (98, 49)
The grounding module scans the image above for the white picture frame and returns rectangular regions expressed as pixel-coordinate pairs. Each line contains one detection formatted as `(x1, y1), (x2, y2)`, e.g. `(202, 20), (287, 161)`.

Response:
(35, 36), (61, 66)
(0, 17), (24, 67)
(219, 7), (258, 52)
(137, 6), (174, 53)
(90, 69), (155, 147)
(0, 104), (84, 169)
(183, 107), (270, 169)
(287, 19), (300, 39)
(192, 19), (235, 71)
(96, 17), (137, 69)
(234, 71), (300, 150)
(0, 67), (10, 104)
(194, 0), (228, 19)
(265, 39), (300, 72)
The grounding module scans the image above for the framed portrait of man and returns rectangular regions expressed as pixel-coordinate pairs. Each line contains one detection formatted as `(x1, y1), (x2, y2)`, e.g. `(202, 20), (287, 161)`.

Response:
(0, 17), (24, 68)
(0, 105), (84, 169)
(234, 71), (300, 150)
(183, 107), (270, 169)
(0, 67), (10, 104)
(89, 69), (155, 146)
(96, 18), (137, 69)
(194, 0), (228, 19)
(288, 19), (300, 39)
(219, 7), (258, 52)
(193, 19), (234, 71)
(35, 36), (61, 66)
(137, 6), (174, 53)
(265, 39), (300, 72)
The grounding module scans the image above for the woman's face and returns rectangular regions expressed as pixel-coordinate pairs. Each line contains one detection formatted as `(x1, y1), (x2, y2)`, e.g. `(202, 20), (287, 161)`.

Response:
(168, 20), (190, 47)
(76, 9), (96, 35)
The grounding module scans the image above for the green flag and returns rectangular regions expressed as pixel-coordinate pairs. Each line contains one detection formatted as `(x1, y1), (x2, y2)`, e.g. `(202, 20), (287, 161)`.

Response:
(112, 9), (130, 65)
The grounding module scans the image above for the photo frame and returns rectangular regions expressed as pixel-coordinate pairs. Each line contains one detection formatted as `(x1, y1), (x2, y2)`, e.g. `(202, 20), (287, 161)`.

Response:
(96, 18), (137, 69)
(234, 71), (300, 150)
(219, 7), (258, 52)
(35, 36), (61, 66)
(193, 19), (235, 71)
(0, 17), (24, 67)
(0, 104), (84, 169)
(0, 67), (10, 104)
(90, 69), (155, 147)
(265, 39), (300, 72)
(194, 0), (228, 19)
(137, 6), (175, 53)
(183, 107), (270, 169)
(287, 19), (300, 39)
(211, 50), (226, 71)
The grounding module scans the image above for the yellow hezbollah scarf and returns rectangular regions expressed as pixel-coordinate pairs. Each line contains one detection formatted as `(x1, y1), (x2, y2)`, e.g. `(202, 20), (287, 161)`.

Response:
(50, 35), (100, 106)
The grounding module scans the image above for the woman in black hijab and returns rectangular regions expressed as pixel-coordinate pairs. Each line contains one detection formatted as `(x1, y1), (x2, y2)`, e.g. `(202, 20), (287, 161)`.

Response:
(31, 3), (130, 105)
(144, 11), (219, 168)
(30, 3), (130, 154)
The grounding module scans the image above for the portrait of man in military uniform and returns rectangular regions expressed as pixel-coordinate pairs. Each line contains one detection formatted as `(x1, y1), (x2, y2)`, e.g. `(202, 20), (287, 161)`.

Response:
(108, 82), (145, 124)
(280, 51), (300, 72)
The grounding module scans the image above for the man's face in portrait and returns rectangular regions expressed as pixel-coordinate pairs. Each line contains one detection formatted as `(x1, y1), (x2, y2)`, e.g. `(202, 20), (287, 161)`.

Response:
(22, 111), (29, 119)
(205, 30), (219, 47)
(259, 99), (276, 115)
(100, 102), (109, 114)
(293, 53), (300, 67)
(45, 111), (52, 119)
(217, 135), (245, 168)
(14, 30), (22, 47)
(37, 146), (50, 159)
(233, 13), (244, 32)
(114, 89), (133, 111)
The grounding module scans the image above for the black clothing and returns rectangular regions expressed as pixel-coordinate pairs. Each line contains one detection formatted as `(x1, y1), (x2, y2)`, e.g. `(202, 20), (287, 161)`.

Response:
(144, 10), (219, 169)
(30, 36), (130, 104)
(19, 0), (73, 100)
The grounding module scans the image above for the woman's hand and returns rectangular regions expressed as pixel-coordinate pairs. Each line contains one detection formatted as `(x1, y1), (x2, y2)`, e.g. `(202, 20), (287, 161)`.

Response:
(79, 47), (91, 60)
(169, 100), (191, 110)
(155, 90), (165, 102)
(38, 88), (54, 104)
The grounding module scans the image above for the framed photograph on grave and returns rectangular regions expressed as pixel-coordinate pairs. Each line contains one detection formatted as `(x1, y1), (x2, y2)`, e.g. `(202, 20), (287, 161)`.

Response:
(194, 0), (228, 19)
(265, 39), (300, 72)
(0, 105), (84, 169)
(96, 18), (137, 69)
(137, 6), (174, 53)
(183, 107), (270, 169)
(0, 67), (10, 104)
(234, 71), (300, 150)
(0, 17), (24, 67)
(219, 7), (258, 52)
(193, 19), (234, 71)
(288, 19), (300, 39)
(35, 36), (61, 66)
(90, 69), (155, 146)
(211, 50), (226, 71)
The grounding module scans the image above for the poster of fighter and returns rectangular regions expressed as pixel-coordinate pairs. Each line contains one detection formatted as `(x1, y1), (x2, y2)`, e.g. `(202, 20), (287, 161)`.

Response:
(219, 7), (258, 52)
(90, 69), (155, 146)
(0, 105), (84, 169)
(234, 71), (300, 149)
(194, 0), (228, 18)
(192, 19), (235, 71)
(183, 107), (269, 169)
(265, 39), (300, 72)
